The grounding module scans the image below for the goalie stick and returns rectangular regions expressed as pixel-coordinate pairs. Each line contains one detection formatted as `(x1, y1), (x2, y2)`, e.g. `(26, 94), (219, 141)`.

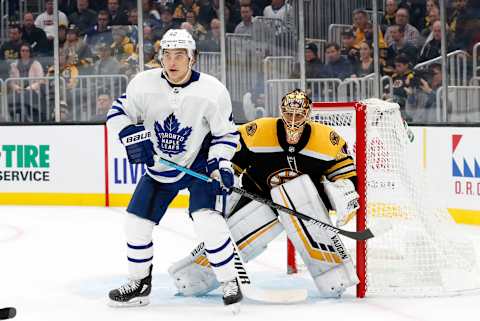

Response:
(157, 157), (375, 241)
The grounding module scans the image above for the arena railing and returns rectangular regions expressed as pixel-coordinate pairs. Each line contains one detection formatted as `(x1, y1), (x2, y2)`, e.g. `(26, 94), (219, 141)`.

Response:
(253, 17), (297, 57)
(1, 0), (7, 42)
(265, 78), (344, 116)
(3, 76), (65, 122)
(196, 52), (221, 80)
(328, 24), (353, 45)
(473, 42), (480, 78)
(338, 73), (393, 101)
(0, 78), (6, 121)
(414, 50), (468, 86)
(225, 33), (255, 102)
(436, 86), (480, 122)
(66, 74), (128, 121)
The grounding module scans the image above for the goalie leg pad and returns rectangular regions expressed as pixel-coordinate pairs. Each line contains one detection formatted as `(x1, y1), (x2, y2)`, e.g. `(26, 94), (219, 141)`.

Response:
(170, 201), (283, 296)
(271, 175), (359, 297)
(125, 213), (155, 280)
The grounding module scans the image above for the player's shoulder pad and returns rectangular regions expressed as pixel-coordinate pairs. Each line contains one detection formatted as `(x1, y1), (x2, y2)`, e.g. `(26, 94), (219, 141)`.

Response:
(238, 118), (279, 149)
(301, 122), (347, 160)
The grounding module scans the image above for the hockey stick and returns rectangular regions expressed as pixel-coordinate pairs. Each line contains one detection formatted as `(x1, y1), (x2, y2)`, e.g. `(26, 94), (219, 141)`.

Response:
(157, 157), (374, 241)
(0, 308), (16, 320)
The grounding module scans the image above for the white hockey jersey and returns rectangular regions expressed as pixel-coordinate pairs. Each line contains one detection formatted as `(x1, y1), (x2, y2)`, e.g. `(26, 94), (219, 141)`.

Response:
(107, 69), (239, 183)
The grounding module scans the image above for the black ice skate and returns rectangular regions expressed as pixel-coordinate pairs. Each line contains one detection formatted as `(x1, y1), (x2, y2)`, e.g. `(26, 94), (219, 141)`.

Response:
(222, 278), (243, 313)
(108, 265), (152, 307)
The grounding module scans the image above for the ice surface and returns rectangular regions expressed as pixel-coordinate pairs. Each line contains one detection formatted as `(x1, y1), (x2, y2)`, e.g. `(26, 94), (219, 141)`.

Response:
(1, 206), (479, 321)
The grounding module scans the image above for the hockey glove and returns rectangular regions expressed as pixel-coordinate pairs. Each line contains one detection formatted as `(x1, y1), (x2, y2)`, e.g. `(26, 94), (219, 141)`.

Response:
(119, 125), (155, 167)
(206, 158), (234, 195)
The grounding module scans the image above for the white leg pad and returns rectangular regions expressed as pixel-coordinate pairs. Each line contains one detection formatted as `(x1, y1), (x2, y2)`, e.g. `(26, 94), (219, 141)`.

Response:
(125, 213), (155, 280)
(170, 202), (283, 296)
(271, 175), (359, 297)
(191, 209), (236, 283)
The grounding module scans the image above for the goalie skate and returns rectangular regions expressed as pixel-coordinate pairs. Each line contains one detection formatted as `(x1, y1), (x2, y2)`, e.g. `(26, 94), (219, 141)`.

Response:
(222, 278), (243, 314)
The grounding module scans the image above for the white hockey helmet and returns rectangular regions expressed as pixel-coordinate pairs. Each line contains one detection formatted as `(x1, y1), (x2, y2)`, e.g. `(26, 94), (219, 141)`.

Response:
(159, 29), (196, 61)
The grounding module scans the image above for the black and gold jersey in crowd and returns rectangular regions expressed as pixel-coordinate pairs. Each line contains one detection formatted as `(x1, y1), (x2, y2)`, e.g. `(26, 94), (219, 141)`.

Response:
(232, 118), (357, 201)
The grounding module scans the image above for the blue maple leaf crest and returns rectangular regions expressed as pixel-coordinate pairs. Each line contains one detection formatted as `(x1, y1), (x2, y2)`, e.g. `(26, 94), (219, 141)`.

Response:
(154, 113), (192, 157)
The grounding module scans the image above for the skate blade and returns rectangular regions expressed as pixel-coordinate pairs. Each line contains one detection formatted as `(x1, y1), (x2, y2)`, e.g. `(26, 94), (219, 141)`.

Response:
(227, 302), (241, 315)
(108, 296), (150, 308)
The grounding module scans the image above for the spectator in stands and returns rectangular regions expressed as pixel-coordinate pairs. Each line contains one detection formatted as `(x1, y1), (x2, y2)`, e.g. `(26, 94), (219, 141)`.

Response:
(420, 2), (440, 38)
(69, 0), (98, 35)
(110, 25), (134, 65)
(90, 93), (113, 121)
(197, 18), (221, 52)
(381, 0), (398, 32)
(340, 29), (360, 63)
(419, 20), (451, 63)
(58, 25), (68, 48)
(420, 0), (439, 33)
(142, 0), (161, 28)
(385, 7), (423, 48)
(48, 49), (79, 90)
(197, 0), (219, 28)
(452, 0), (480, 53)
(108, 0), (129, 25)
(239, 0), (263, 17)
(36, 1), (69, 42)
(21, 12), (50, 56)
(234, 4), (255, 35)
(391, 53), (419, 110)
(186, 10), (208, 41)
(0, 25), (24, 79)
(63, 25), (93, 71)
(405, 63), (441, 122)
(304, 43), (324, 78)
(86, 10), (113, 49)
(143, 43), (160, 69)
(385, 24), (418, 73)
(263, 0), (291, 22)
(7, 43), (46, 121)
(8, 43), (45, 93)
(93, 42), (121, 75)
(351, 41), (374, 77)
(223, 4), (237, 33)
(352, 9), (387, 48)
(59, 0), (78, 16)
(174, 0), (201, 20)
(324, 42), (353, 80)
(153, 6), (178, 41)
(449, 0), (468, 33)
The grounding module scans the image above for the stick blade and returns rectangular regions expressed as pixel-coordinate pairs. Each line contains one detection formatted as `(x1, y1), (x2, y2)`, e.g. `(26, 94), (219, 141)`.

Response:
(339, 228), (375, 241)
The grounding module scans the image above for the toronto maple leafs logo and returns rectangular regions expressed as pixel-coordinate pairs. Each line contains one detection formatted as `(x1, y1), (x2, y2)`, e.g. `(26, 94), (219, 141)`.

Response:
(154, 113), (192, 157)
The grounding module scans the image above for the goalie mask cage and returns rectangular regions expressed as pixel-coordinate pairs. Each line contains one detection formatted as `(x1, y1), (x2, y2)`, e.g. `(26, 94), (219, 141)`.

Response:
(287, 98), (480, 298)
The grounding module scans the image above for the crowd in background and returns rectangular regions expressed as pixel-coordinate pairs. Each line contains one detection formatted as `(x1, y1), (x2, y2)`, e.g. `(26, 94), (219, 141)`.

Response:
(0, 0), (479, 122)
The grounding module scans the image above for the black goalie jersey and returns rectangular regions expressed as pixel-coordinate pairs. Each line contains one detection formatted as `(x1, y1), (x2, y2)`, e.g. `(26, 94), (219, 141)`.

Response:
(232, 118), (357, 204)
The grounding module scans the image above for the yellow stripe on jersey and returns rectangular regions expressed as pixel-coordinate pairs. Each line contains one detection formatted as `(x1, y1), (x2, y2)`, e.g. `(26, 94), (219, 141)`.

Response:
(325, 158), (354, 175)
(300, 122), (347, 161)
(238, 118), (280, 150)
(330, 171), (357, 181)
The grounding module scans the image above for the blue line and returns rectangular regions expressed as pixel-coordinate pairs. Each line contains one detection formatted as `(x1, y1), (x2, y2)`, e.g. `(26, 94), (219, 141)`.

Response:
(209, 251), (235, 268)
(211, 131), (240, 139)
(147, 167), (181, 177)
(127, 256), (153, 263)
(205, 238), (231, 254)
(111, 106), (126, 115)
(127, 242), (153, 250)
(120, 94), (126, 99)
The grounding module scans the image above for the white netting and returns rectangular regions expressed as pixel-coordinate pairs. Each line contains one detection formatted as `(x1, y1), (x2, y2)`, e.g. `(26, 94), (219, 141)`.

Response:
(310, 98), (480, 297)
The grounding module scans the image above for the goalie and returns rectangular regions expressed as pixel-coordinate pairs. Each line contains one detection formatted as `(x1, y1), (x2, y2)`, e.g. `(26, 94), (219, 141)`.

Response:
(169, 89), (360, 298)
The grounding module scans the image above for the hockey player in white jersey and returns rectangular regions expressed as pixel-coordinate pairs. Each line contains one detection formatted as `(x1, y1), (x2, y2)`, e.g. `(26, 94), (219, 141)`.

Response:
(168, 89), (360, 298)
(106, 29), (242, 310)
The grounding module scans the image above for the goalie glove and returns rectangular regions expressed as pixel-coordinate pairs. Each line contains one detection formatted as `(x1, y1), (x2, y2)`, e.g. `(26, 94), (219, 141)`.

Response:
(323, 179), (360, 227)
(119, 125), (155, 167)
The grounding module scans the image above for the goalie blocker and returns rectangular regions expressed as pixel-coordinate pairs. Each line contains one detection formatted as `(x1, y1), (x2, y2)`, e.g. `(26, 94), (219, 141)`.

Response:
(169, 175), (359, 298)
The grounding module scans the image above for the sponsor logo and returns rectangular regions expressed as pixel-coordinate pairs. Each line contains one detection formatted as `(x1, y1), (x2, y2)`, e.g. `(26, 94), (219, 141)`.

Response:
(0, 145), (50, 182)
(113, 158), (147, 185)
(452, 134), (480, 196)
(154, 113), (192, 157)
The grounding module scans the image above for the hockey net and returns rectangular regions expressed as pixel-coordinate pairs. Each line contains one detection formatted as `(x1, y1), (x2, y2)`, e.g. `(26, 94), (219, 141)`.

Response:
(287, 98), (480, 297)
